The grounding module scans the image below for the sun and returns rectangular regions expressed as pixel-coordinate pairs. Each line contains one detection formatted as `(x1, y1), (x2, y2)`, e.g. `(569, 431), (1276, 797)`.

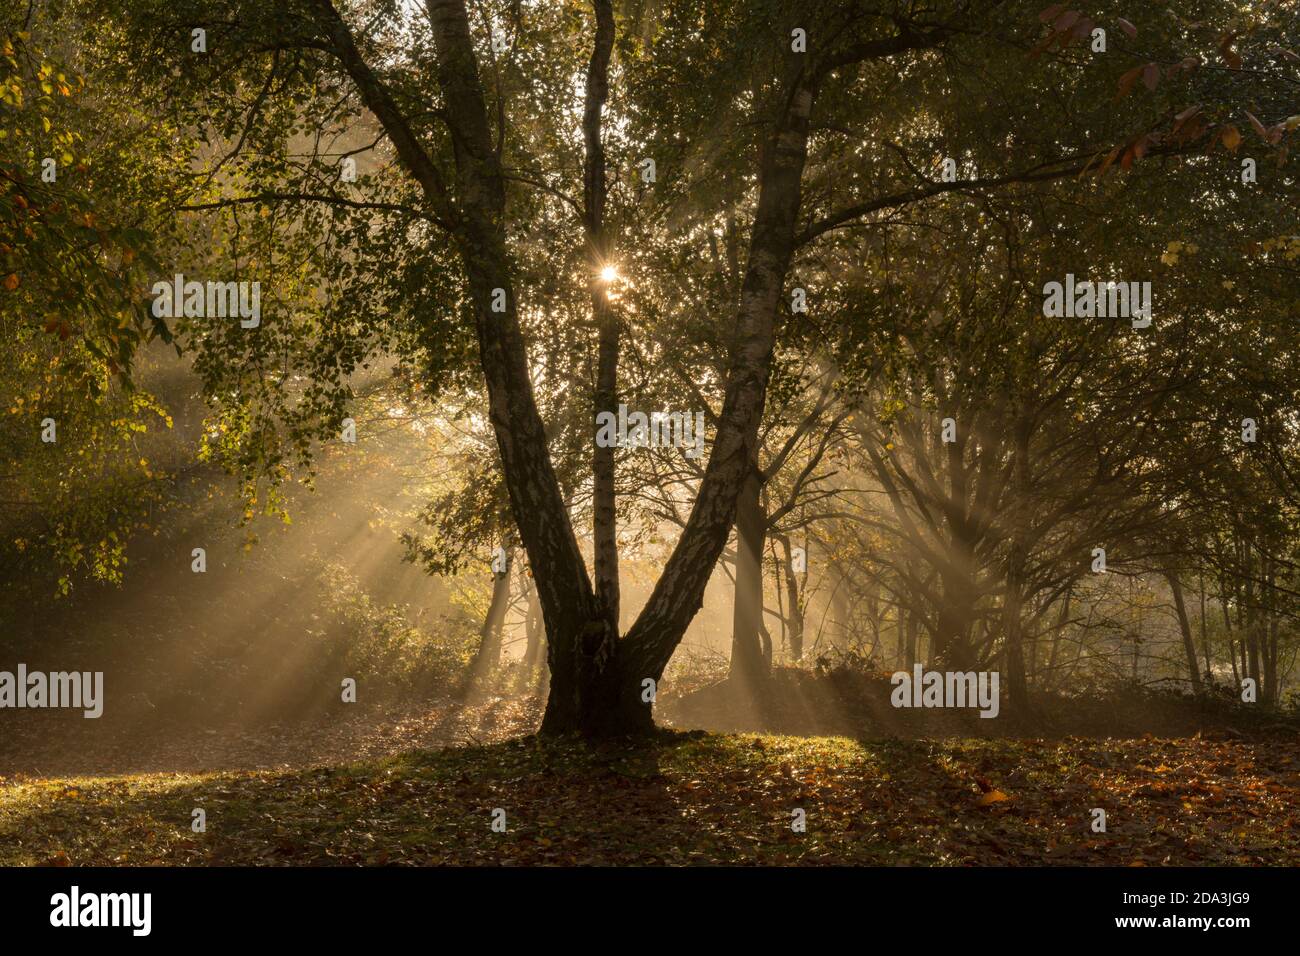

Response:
(599, 265), (619, 283)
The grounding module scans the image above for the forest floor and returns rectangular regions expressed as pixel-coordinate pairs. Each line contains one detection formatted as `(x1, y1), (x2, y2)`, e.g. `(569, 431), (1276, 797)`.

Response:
(2, 723), (1297, 866)
(4, 668), (1298, 866)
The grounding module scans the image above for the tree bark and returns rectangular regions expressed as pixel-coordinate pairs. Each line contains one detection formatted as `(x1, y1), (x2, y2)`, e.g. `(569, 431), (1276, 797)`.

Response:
(584, 0), (620, 634)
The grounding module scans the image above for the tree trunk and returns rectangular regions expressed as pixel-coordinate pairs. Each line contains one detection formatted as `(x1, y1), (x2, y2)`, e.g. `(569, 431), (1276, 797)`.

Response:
(729, 469), (770, 687)
(935, 596), (976, 670)
(523, 578), (544, 674)
(777, 534), (804, 661)
(1165, 567), (1204, 694)
(463, 549), (512, 697)
(429, 0), (634, 735)
(1002, 419), (1032, 714)
(1198, 567), (1211, 682)
(1263, 559), (1279, 705)
(905, 603), (919, 670)
(1045, 585), (1070, 692)
(584, 0), (620, 634)
(1244, 544), (1261, 689)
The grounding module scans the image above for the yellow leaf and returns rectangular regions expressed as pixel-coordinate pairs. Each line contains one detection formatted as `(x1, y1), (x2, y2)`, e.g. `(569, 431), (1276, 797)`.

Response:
(977, 789), (1010, 806)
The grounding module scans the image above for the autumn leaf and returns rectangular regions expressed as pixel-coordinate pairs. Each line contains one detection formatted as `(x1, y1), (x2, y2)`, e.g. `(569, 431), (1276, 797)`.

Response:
(1117, 65), (1143, 99)
(1053, 10), (1081, 32)
(977, 789), (1011, 806)
(1244, 111), (1270, 142)
(1173, 105), (1202, 131)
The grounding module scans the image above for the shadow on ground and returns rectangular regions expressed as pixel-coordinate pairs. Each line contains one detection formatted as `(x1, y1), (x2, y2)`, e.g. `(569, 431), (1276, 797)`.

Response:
(2, 730), (1295, 866)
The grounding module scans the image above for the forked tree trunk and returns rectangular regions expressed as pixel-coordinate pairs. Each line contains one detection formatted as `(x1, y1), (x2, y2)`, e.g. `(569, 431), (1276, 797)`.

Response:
(313, 0), (934, 736)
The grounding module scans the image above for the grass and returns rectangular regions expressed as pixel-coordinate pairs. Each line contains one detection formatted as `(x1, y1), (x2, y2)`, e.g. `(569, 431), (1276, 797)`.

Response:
(1, 730), (1296, 866)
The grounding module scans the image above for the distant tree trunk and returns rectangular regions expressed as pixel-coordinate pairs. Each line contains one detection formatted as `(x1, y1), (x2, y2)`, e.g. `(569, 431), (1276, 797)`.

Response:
(1245, 544), (1262, 691)
(1165, 567), (1204, 694)
(1263, 560), (1279, 705)
(771, 542), (787, 656)
(523, 578), (544, 674)
(463, 549), (512, 697)
(1002, 420), (1032, 714)
(865, 576), (881, 657)
(905, 604), (919, 670)
(894, 604), (906, 668)
(777, 534), (804, 661)
(1198, 567), (1211, 681)
(1044, 585), (1071, 693)
(935, 546), (979, 671)
(729, 469), (770, 687)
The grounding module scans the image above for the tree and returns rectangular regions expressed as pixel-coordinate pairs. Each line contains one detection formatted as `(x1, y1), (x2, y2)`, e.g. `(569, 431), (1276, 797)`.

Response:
(82, 0), (1299, 735)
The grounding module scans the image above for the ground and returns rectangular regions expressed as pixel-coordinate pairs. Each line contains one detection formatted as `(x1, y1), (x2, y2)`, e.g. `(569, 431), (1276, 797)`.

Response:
(2, 728), (1296, 866)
